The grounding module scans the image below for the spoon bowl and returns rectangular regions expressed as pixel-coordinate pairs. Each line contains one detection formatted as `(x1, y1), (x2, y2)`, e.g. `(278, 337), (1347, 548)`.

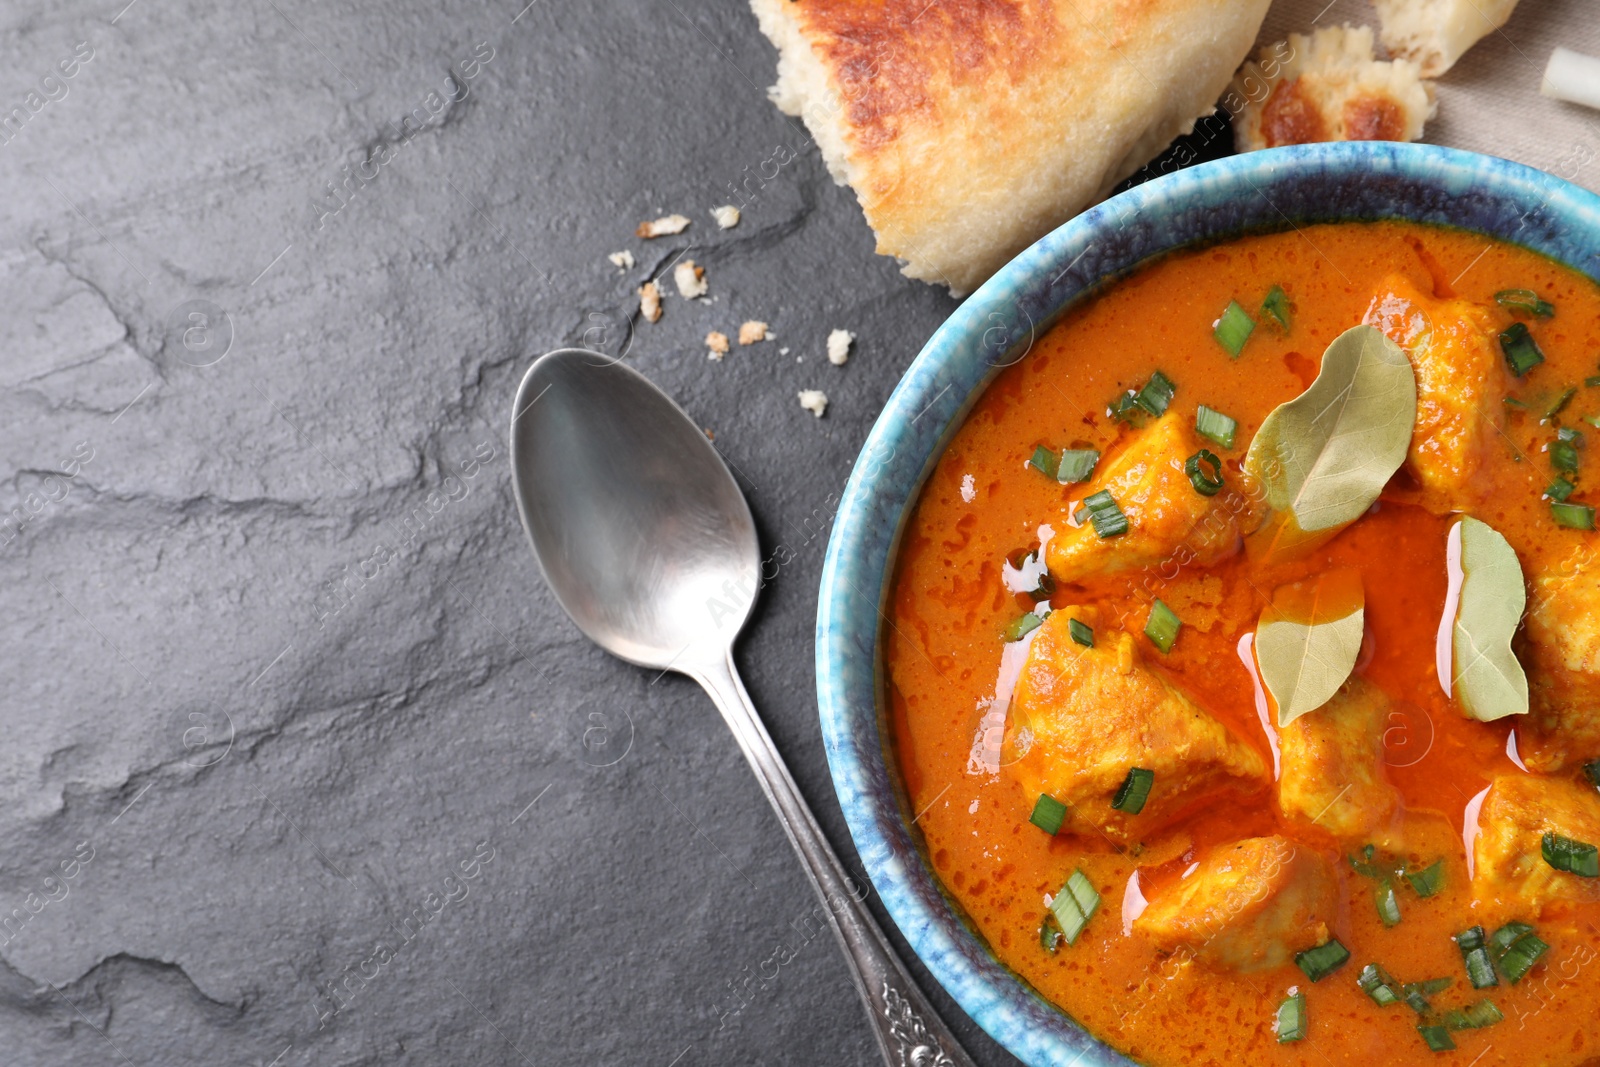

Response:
(509, 350), (759, 670)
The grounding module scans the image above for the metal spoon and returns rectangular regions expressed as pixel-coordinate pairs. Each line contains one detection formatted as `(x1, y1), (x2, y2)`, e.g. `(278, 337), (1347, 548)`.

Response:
(510, 349), (975, 1067)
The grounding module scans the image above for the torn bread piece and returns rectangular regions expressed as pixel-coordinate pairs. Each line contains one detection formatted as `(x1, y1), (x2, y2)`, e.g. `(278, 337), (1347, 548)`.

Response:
(711, 205), (741, 229)
(738, 321), (768, 345)
(637, 214), (690, 238)
(607, 250), (635, 270)
(1234, 25), (1436, 153)
(637, 282), (662, 323)
(798, 390), (828, 418)
(1373, 0), (1519, 78)
(673, 260), (707, 299)
(706, 331), (731, 361)
(752, 0), (1271, 295)
(826, 328), (853, 366)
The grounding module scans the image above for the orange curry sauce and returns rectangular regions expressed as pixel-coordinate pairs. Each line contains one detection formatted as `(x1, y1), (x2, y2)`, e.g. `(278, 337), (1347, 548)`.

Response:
(886, 223), (1600, 1065)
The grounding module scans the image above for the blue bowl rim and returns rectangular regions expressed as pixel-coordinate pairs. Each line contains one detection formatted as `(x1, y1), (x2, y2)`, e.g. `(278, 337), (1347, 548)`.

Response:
(814, 141), (1600, 1067)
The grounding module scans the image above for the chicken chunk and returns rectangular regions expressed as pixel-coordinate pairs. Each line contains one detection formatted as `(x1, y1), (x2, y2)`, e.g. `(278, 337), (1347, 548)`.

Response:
(1520, 567), (1600, 772)
(1047, 417), (1262, 586)
(1472, 774), (1600, 916)
(1362, 274), (1502, 504)
(1005, 608), (1268, 843)
(1279, 676), (1404, 843)
(1133, 836), (1340, 972)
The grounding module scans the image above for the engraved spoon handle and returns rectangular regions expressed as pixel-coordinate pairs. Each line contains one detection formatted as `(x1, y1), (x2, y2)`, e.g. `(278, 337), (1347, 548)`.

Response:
(690, 647), (976, 1067)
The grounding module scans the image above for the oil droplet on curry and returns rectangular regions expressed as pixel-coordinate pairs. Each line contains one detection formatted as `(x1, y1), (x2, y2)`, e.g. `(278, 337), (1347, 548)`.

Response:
(887, 222), (1600, 1065)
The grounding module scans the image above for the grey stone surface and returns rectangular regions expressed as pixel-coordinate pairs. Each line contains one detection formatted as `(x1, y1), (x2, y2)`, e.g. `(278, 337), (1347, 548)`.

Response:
(2, 0), (1598, 1064)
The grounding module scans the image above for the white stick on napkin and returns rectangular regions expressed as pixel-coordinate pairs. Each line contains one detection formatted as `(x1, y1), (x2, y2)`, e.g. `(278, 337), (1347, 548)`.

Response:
(1543, 48), (1600, 111)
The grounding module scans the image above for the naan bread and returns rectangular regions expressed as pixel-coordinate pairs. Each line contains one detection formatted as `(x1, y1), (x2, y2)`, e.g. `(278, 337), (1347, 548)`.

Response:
(751, 0), (1271, 296)
(1233, 25), (1436, 153)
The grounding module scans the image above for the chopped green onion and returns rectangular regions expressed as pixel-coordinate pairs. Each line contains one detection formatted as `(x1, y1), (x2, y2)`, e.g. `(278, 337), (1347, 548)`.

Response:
(1585, 759), (1600, 791)
(1548, 478), (1577, 502)
(1505, 396), (1529, 409)
(1501, 322), (1546, 377)
(1376, 878), (1402, 927)
(1109, 391), (1143, 424)
(1195, 405), (1238, 449)
(1444, 999), (1504, 1031)
(1111, 768), (1154, 814)
(1488, 921), (1535, 957)
(1184, 449), (1225, 497)
(1004, 613), (1042, 642)
(1408, 977), (1454, 997)
(1560, 426), (1585, 444)
(1081, 490), (1129, 539)
(1049, 869), (1100, 946)
(1029, 794), (1069, 835)
(1551, 438), (1581, 474)
(1495, 289), (1556, 318)
(1404, 859), (1445, 898)
(1214, 300), (1256, 357)
(1358, 963), (1402, 1006)
(1588, 414), (1600, 429)
(1262, 285), (1292, 330)
(1542, 831), (1600, 877)
(1545, 387), (1578, 420)
(1501, 938), (1551, 984)
(1031, 573), (1056, 598)
(1489, 921), (1549, 984)
(1029, 446), (1059, 479)
(1057, 449), (1099, 484)
(1295, 938), (1351, 982)
(1068, 618), (1094, 648)
(1403, 977), (1453, 1015)
(1349, 844), (1386, 880)
(1587, 375), (1600, 388)
(1456, 926), (1499, 989)
(1134, 371), (1177, 417)
(1552, 502), (1596, 530)
(1275, 991), (1307, 1043)
(1040, 914), (1064, 953)
(1417, 1024), (1456, 1052)
(1144, 599), (1181, 653)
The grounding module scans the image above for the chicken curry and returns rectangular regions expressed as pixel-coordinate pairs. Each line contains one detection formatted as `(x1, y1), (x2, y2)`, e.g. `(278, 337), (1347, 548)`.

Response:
(886, 221), (1600, 1064)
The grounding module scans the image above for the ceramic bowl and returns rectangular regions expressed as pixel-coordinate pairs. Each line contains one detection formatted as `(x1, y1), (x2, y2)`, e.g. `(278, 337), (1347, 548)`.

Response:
(815, 141), (1600, 1067)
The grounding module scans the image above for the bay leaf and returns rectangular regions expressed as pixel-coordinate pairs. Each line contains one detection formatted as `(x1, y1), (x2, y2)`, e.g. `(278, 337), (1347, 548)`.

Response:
(1245, 325), (1417, 553)
(1451, 517), (1529, 721)
(1256, 569), (1366, 727)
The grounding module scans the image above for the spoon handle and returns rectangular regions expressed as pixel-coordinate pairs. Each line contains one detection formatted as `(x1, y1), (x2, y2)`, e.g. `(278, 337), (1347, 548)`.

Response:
(691, 649), (978, 1067)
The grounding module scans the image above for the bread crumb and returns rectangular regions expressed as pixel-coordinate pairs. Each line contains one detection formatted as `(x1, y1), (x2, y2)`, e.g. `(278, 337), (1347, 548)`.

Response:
(636, 214), (690, 238)
(711, 205), (741, 229)
(608, 250), (635, 270)
(798, 389), (828, 418)
(960, 474), (976, 502)
(638, 282), (662, 323)
(706, 331), (731, 360)
(738, 321), (769, 345)
(779, 346), (790, 356)
(827, 328), (855, 365)
(674, 260), (708, 299)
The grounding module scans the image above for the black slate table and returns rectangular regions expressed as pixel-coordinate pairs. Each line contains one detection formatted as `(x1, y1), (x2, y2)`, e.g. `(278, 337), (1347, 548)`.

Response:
(2, 1), (1597, 1064)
